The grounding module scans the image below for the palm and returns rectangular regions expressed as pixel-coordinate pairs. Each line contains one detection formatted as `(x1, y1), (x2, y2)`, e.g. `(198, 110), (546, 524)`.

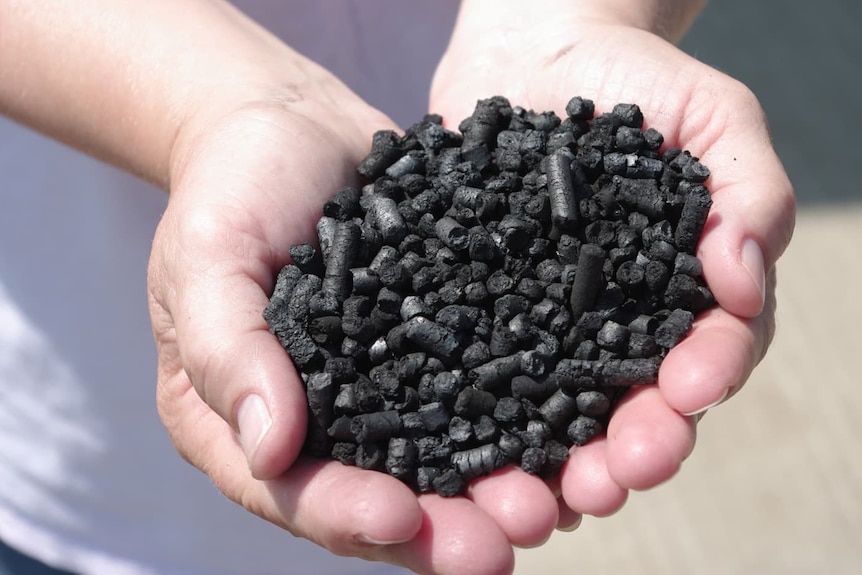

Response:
(431, 23), (793, 515)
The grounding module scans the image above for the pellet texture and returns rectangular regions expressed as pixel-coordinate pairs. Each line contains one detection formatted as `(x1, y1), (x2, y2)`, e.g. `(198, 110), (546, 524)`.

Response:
(264, 97), (716, 496)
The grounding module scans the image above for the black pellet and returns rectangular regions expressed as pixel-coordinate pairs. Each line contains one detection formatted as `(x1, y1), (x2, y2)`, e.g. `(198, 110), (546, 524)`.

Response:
(351, 411), (401, 443)
(415, 436), (452, 468)
(264, 264), (303, 321)
(416, 467), (441, 493)
(493, 294), (531, 324)
(449, 416), (474, 444)
(569, 244), (606, 322)
(616, 177), (665, 220)
(315, 216), (337, 263)
(468, 227), (497, 261)
(628, 333), (659, 358)
(608, 244), (636, 270)
(401, 412), (425, 439)
(418, 401), (451, 433)
(494, 396), (526, 424)
(674, 252), (703, 277)
(539, 389), (580, 430)
(435, 216), (470, 252)
(596, 320), (631, 353)
(612, 103), (644, 128)
(385, 149), (426, 179)
(452, 444), (504, 481)
(567, 416), (603, 446)
(306, 315), (343, 346)
(454, 387), (497, 418)
(521, 447), (547, 475)
(404, 317), (461, 365)
(644, 260), (671, 292)
(349, 267), (379, 296)
(469, 354), (523, 391)
(654, 308), (694, 349)
(436, 304), (480, 332)
(489, 323), (518, 357)
(554, 357), (660, 389)
(399, 295), (430, 322)
(358, 130), (402, 179)
(520, 350), (547, 377)
(306, 372), (337, 429)
(355, 442), (387, 471)
(323, 187), (361, 221)
(616, 260), (645, 292)
(289, 243), (322, 276)
(308, 290), (340, 318)
(363, 195), (407, 245)
(545, 150), (579, 233)
(327, 414), (355, 442)
(461, 341), (492, 370)
(271, 317), (322, 371)
(565, 96), (595, 121)
(285, 274), (321, 324)
(322, 220), (361, 302)
(628, 314), (658, 335)
(615, 126), (646, 153)
(675, 184), (712, 253)
(433, 371), (463, 402)
(385, 437), (418, 479)
(340, 337), (366, 361)
(432, 468), (466, 498)
(497, 215), (536, 251)
(510, 375), (557, 403)
(473, 415), (500, 443)
(649, 240), (677, 264)
(541, 440), (570, 478)
(331, 442), (357, 465)
(394, 387), (420, 413)
(497, 432), (526, 464)
(664, 273), (702, 309)
(575, 390), (611, 418)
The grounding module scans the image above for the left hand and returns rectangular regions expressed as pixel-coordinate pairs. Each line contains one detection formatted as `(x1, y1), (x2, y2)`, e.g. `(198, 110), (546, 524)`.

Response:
(430, 6), (795, 526)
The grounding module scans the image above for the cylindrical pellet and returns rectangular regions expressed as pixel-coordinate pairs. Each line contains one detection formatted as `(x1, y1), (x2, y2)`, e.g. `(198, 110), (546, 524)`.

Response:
(569, 243), (606, 322)
(351, 410), (403, 444)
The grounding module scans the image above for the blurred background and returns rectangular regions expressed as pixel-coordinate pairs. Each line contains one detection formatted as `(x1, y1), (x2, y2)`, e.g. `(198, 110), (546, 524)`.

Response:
(515, 1), (862, 573)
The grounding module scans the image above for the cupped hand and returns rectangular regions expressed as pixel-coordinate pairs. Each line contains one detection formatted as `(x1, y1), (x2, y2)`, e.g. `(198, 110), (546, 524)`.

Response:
(147, 81), (558, 573)
(431, 17), (795, 520)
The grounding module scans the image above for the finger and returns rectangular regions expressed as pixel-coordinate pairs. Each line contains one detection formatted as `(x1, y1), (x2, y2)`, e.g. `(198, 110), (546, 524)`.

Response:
(605, 386), (696, 491)
(383, 495), (516, 575)
(679, 76), (796, 319)
(658, 295), (774, 415)
(560, 438), (628, 517)
(157, 369), (425, 556)
(169, 251), (307, 479)
(466, 466), (559, 548)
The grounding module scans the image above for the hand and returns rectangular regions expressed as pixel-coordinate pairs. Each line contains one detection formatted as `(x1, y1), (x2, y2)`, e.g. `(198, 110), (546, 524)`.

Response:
(430, 10), (795, 521)
(147, 81), (555, 574)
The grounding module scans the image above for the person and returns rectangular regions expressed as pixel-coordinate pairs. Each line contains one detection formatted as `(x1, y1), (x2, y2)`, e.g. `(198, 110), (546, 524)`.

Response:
(0, 0), (795, 573)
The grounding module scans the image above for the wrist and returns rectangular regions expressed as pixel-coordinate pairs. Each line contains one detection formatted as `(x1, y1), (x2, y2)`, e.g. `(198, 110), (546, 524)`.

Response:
(451, 0), (706, 46)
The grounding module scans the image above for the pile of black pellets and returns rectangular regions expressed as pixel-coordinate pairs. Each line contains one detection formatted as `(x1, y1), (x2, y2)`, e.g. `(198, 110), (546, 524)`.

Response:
(264, 96), (715, 496)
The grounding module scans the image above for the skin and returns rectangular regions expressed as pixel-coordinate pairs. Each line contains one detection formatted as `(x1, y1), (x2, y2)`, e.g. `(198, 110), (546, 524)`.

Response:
(0, 1), (794, 574)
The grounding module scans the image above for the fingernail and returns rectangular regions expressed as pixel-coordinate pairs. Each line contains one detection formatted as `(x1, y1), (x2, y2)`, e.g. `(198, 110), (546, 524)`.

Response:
(681, 387), (730, 417)
(740, 238), (766, 310)
(237, 394), (272, 467)
(356, 533), (414, 546)
(557, 515), (583, 532)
